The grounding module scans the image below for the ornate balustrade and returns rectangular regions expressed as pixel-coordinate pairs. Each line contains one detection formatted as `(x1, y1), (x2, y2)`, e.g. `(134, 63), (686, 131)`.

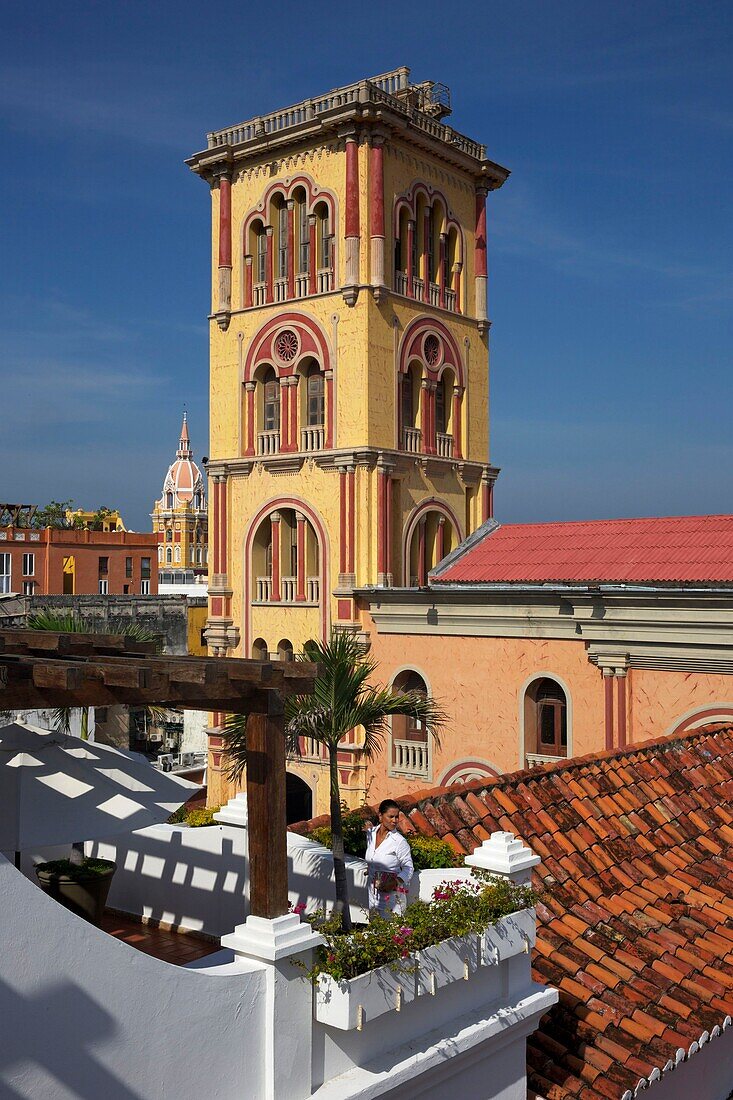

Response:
(392, 739), (430, 778)
(401, 426), (422, 453)
(257, 430), (281, 456)
(301, 426), (325, 452)
(436, 432), (453, 458)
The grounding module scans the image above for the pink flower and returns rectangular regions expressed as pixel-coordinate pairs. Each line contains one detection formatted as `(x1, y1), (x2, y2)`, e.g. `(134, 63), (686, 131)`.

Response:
(292, 902), (306, 915)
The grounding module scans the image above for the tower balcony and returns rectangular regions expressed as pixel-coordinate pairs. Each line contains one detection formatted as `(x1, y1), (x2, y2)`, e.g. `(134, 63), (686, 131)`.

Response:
(257, 430), (281, 456)
(254, 575), (320, 605)
(436, 432), (454, 458)
(401, 426), (422, 453)
(300, 426), (325, 453)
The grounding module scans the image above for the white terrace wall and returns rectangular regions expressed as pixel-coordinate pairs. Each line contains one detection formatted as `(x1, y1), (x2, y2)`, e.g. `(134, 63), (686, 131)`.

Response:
(72, 825), (367, 934)
(0, 852), (266, 1100)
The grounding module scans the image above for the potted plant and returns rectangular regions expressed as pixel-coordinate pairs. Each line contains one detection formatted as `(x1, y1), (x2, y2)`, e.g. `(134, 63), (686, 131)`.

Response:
(35, 857), (117, 926)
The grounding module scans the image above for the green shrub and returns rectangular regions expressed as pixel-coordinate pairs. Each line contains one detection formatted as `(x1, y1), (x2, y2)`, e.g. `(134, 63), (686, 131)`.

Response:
(308, 808), (369, 858)
(185, 807), (220, 828)
(35, 858), (116, 880)
(167, 804), (188, 824)
(305, 872), (536, 982)
(407, 835), (461, 870)
(308, 820), (459, 869)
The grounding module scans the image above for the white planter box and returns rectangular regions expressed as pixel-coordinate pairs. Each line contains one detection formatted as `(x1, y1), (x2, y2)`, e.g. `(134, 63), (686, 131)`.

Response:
(481, 907), (535, 964)
(408, 866), (474, 903)
(315, 909), (535, 1031)
(416, 932), (479, 996)
(316, 958), (416, 1031)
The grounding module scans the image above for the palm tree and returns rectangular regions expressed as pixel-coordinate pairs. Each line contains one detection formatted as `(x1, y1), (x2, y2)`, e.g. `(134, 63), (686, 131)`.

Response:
(222, 630), (446, 930)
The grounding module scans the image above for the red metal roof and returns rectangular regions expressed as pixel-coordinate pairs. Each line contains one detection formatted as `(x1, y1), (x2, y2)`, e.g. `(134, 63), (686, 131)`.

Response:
(433, 514), (733, 586)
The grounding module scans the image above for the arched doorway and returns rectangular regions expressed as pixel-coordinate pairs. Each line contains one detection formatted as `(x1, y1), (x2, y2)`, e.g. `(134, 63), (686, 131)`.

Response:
(286, 772), (313, 825)
(523, 676), (569, 764)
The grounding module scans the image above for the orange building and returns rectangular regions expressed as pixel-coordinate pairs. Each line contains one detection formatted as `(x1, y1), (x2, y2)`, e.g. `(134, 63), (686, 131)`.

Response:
(355, 514), (733, 804)
(0, 521), (158, 597)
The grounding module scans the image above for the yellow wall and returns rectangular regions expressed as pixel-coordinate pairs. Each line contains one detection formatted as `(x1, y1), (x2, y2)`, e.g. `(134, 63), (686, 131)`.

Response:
(204, 118), (498, 814)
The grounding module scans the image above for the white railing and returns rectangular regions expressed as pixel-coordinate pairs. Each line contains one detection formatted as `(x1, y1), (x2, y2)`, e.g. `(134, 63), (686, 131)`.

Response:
(395, 271), (408, 295)
(525, 753), (565, 768)
(281, 576), (296, 602)
(317, 268), (334, 293)
(436, 432), (453, 458)
(401, 426), (422, 453)
(256, 576), (272, 602)
(274, 277), (288, 302)
(301, 426), (325, 451)
(412, 276), (424, 300)
(257, 429), (280, 455)
(253, 282), (267, 306)
(429, 282), (441, 307)
(295, 273), (309, 297)
(444, 288), (456, 312)
(306, 576), (320, 603)
(392, 739), (429, 777)
(205, 68), (486, 162)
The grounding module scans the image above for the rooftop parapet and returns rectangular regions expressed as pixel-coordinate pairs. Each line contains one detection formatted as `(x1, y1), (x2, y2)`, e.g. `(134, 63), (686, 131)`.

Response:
(189, 67), (508, 185)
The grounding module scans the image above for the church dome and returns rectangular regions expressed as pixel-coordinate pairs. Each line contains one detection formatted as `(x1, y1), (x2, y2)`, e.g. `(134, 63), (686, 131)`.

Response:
(160, 414), (206, 509)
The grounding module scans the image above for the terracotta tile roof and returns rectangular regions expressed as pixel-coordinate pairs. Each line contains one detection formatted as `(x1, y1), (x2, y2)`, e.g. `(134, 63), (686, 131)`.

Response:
(291, 724), (733, 1097)
(432, 514), (733, 586)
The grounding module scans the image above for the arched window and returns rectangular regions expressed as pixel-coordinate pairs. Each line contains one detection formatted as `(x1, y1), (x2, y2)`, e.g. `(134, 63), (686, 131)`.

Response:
(166, 547), (172, 564)
(256, 223), (267, 285)
(524, 678), (568, 760)
(307, 364), (325, 427)
(252, 638), (268, 661)
(158, 546), (163, 563)
(435, 378), (446, 435)
(166, 492), (174, 509)
(263, 368), (280, 432)
(296, 191), (309, 275)
(277, 638), (294, 662)
(174, 546), (181, 563)
(315, 202), (331, 272)
(390, 670), (430, 779)
(166, 528), (173, 542)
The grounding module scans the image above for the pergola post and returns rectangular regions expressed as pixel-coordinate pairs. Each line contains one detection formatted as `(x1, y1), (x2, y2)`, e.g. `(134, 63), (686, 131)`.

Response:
(245, 695), (289, 918)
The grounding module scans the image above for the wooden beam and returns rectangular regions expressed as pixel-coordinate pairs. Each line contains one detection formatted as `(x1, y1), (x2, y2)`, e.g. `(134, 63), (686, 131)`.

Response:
(246, 695), (289, 919)
(0, 630), (157, 657)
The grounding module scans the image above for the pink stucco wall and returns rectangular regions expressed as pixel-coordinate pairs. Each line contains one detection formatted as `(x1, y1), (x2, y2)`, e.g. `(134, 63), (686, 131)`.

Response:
(361, 609), (733, 803)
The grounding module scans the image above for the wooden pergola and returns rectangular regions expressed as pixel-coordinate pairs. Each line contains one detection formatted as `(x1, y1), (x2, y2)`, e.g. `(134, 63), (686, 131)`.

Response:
(0, 629), (318, 919)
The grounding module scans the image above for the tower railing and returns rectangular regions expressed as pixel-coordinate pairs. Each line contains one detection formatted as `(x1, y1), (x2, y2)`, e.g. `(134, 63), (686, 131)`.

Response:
(256, 576), (272, 602)
(257, 430), (280, 456)
(301, 426), (325, 452)
(281, 576), (296, 602)
(205, 68), (486, 162)
(401, 426), (422, 453)
(306, 576), (320, 603)
(436, 432), (453, 458)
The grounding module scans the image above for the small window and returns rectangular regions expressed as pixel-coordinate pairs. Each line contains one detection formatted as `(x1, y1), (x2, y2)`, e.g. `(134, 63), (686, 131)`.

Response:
(125, 556), (133, 578)
(200, 628), (208, 648)
(277, 203), (288, 279)
(264, 369), (280, 431)
(166, 528), (173, 542)
(166, 492), (174, 509)
(98, 557), (109, 576)
(256, 227), (267, 283)
(98, 579), (109, 595)
(141, 558), (151, 580)
(22, 553), (35, 576)
(298, 196), (309, 273)
(141, 579), (150, 595)
(526, 678), (568, 759)
(23, 580), (35, 596)
(123, 584), (130, 594)
(307, 366), (325, 426)
(166, 547), (172, 564)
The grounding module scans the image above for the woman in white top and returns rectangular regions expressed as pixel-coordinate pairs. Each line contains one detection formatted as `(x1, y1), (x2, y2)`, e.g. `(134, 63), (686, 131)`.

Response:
(365, 799), (414, 917)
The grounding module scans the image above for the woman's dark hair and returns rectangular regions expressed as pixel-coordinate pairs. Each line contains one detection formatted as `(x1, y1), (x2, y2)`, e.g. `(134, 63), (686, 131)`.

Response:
(378, 799), (400, 815)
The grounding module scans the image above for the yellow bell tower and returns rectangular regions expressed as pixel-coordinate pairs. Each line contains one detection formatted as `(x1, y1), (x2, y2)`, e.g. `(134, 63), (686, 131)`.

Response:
(187, 67), (509, 812)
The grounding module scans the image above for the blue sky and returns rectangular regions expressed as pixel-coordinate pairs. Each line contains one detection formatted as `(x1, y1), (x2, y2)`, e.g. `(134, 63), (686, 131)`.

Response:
(1, 1), (731, 530)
